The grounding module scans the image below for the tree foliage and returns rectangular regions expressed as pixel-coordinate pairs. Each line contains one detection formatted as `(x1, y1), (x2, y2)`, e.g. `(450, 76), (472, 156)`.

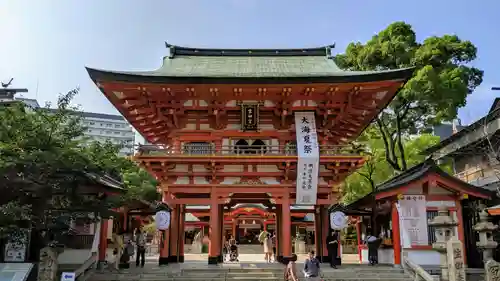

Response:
(335, 22), (483, 171)
(0, 89), (157, 247)
(343, 132), (440, 203)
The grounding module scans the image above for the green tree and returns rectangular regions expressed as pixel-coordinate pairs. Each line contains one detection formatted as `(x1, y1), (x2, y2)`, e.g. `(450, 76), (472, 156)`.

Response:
(343, 133), (440, 203)
(0, 89), (121, 274)
(335, 22), (483, 171)
(81, 141), (159, 204)
(0, 89), (157, 272)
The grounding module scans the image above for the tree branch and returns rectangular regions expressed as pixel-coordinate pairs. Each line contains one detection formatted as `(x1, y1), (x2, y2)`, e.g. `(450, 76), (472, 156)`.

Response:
(375, 117), (401, 170)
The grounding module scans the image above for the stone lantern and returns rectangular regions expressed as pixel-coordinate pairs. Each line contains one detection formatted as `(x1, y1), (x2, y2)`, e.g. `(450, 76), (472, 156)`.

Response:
(473, 209), (498, 262)
(428, 206), (457, 281)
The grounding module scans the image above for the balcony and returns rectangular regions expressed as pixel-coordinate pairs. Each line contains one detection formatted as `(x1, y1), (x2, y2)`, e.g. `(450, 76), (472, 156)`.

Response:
(455, 164), (500, 187)
(136, 143), (361, 157)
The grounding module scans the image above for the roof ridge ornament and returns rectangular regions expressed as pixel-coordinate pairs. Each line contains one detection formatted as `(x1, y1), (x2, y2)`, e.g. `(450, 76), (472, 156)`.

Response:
(165, 42), (176, 58)
(326, 44), (335, 59)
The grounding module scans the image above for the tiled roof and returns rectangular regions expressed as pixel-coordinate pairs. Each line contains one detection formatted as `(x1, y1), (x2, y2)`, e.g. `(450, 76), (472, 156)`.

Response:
(86, 44), (414, 82)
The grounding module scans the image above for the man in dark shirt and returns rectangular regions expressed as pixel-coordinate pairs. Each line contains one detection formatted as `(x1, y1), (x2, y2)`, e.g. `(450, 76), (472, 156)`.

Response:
(303, 250), (320, 280)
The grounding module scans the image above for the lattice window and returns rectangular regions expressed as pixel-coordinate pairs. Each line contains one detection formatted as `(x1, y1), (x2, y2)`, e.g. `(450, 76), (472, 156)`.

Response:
(427, 210), (438, 244)
(183, 142), (214, 155)
(233, 139), (269, 155)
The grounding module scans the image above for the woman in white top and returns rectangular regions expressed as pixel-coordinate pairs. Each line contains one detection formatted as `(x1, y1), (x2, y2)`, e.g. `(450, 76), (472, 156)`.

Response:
(263, 232), (273, 263)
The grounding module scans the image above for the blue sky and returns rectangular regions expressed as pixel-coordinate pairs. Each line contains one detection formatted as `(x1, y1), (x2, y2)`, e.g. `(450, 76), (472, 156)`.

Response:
(1, 0), (498, 125)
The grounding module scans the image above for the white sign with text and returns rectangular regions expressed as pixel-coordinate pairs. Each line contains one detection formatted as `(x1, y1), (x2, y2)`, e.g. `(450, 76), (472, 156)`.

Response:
(398, 195), (429, 246)
(294, 112), (320, 205)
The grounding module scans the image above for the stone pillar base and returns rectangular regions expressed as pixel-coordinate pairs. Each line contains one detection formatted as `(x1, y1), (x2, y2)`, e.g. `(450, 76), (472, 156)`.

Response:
(158, 257), (169, 266)
(179, 255), (184, 263)
(208, 256), (218, 264)
(168, 255), (178, 263)
(96, 261), (106, 270)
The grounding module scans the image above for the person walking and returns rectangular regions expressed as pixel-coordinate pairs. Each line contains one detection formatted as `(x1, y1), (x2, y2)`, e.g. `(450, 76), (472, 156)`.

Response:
(135, 227), (147, 268)
(263, 232), (273, 263)
(364, 230), (380, 266)
(271, 232), (277, 262)
(303, 250), (321, 281)
(326, 231), (339, 268)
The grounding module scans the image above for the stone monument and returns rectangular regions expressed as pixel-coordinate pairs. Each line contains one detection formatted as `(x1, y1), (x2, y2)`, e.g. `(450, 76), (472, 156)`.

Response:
(446, 238), (466, 281)
(37, 247), (59, 281)
(428, 206), (457, 281)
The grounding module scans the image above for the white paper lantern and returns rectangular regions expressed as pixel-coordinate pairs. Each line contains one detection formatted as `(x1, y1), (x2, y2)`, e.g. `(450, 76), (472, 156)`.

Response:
(330, 211), (348, 230)
(155, 210), (171, 230)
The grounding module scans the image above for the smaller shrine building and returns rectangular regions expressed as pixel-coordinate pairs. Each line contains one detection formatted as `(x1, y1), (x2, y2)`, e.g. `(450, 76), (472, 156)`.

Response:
(341, 160), (492, 268)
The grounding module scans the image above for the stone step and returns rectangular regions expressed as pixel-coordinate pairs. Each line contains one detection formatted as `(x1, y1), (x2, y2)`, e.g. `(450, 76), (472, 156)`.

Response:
(89, 275), (413, 281)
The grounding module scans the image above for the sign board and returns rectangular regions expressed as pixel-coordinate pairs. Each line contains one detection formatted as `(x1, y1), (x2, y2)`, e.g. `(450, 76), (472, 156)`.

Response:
(3, 230), (30, 262)
(155, 210), (171, 230)
(294, 112), (320, 205)
(330, 211), (348, 230)
(241, 103), (259, 131)
(398, 195), (429, 246)
(60, 272), (75, 281)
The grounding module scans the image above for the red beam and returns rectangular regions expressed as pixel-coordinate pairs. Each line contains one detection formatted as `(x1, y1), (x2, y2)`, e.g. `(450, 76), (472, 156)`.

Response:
(137, 156), (364, 164)
(153, 171), (351, 177)
(165, 186), (336, 194)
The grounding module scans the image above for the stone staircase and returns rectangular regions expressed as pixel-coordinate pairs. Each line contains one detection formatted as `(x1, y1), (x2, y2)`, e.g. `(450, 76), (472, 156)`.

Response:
(89, 264), (412, 281)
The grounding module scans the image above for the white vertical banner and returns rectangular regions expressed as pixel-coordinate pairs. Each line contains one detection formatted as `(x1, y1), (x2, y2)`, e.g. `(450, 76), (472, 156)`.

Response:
(398, 195), (428, 246)
(294, 112), (320, 205)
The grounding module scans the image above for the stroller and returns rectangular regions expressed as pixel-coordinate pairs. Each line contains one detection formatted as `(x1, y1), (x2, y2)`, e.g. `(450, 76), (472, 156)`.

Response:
(225, 240), (239, 262)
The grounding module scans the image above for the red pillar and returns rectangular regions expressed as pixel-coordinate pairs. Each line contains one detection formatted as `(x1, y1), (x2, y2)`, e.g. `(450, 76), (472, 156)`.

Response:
(455, 200), (467, 266)
(321, 206), (329, 261)
(169, 205), (179, 262)
(355, 217), (362, 263)
(232, 219), (237, 238)
(159, 191), (170, 266)
(314, 207), (321, 259)
(275, 206), (282, 261)
(208, 188), (220, 264)
(178, 205), (185, 263)
(97, 219), (108, 267)
(281, 193), (292, 260)
(391, 202), (401, 266)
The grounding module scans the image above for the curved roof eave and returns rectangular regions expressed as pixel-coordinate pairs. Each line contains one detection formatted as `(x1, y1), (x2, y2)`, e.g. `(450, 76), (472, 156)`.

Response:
(86, 66), (415, 85)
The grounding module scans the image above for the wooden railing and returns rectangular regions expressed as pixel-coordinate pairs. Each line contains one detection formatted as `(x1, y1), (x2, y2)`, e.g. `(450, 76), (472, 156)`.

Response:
(403, 256), (435, 281)
(66, 235), (95, 249)
(137, 144), (362, 157)
(455, 164), (500, 183)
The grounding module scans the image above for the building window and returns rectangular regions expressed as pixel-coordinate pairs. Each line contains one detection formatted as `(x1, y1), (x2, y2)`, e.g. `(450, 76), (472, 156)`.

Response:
(427, 210), (438, 244)
(88, 129), (92, 133)
(106, 123), (112, 127)
(89, 122), (95, 125)
(183, 142), (213, 155)
(115, 124), (122, 128)
(114, 131), (120, 135)
(233, 139), (268, 154)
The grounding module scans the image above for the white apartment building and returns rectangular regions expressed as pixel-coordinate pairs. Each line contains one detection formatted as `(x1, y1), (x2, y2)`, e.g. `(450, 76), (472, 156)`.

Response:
(2, 90), (136, 156)
(80, 112), (135, 156)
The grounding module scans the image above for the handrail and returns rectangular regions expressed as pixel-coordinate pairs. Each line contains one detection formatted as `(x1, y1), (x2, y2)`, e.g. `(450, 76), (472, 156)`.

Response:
(75, 252), (97, 281)
(402, 256), (434, 281)
(137, 144), (361, 157)
(455, 163), (500, 183)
